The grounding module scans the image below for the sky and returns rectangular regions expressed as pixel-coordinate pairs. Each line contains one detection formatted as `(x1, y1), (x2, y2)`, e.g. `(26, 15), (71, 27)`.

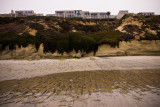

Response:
(0, 0), (160, 15)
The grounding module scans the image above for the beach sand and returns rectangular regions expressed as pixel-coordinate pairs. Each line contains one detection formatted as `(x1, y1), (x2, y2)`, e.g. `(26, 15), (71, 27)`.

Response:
(0, 56), (160, 81)
(0, 69), (160, 107)
(0, 56), (160, 107)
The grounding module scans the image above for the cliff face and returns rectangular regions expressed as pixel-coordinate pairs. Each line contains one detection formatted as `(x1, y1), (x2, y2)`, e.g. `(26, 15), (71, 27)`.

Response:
(0, 16), (160, 59)
(0, 40), (160, 60)
(96, 40), (160, 56)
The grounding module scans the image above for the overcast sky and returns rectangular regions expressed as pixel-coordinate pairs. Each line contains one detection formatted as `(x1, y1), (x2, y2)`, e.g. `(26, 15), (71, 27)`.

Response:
(0, 0), (160, 15)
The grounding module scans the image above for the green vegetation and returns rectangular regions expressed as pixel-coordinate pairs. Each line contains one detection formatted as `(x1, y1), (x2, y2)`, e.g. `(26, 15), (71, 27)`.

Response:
(18, 19), (25, 23)
(121, 34), (134, 41)
(140, 32), (160, 40)
(29, 22), (44, 30)
(74, 24), (101, 32)
(45, 16), (59, 22)
(0, 32), (38, 51)
(106, 11), (111, 21)
(0, 17), (124, 54)
(88, 30), (123, 48)
(0, 17), (18, 24)
(0, 30), (124, 54)
(58, 20), (72, 32)
(134, 15), (160, 31)
(143, 16), (160, 30)
(0, 15), (160, 55)
(0, 32), (17, 50)
(36, 30), (124, 54)
(123, 24), (141, 34)
(37, 30), (98, 54)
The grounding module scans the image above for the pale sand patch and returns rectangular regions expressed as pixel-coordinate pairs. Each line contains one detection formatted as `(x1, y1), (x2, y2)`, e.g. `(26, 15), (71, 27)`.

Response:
(0, 56), (160, 81)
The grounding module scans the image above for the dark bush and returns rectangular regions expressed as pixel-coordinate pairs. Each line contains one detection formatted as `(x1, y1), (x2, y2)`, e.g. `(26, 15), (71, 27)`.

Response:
(74, 24), (101, 32)
(0, 30), (125, 54)
(45, 16), (59, 22)
(58, 20), (72, 32)
(0, 32), (39, 51)
(0, 32), (17, 50)
(121, 34), (134, 41)
(36, 30), (98, 54)
(37, 30), (60, 53)
(26, 16), (45, 21)
(18, 19), (25, 23)
(89, 30), (123, 48)
(29, 22), (44, 30)
(50, 17), (59, 22)
(26, 16), (37, 20)
(157, 32), (160, 38)
(67, 33), (98, 53)
(150, 25), (160, 30)
(140, 32), (160, 40)
(45, 17), (50, 21)
(143, 16), (160, 30)
(98, 39), (119, 47)
(16, 33), (39, 49)
(123, 25), (141, 34)
(0, 17), (17, 24)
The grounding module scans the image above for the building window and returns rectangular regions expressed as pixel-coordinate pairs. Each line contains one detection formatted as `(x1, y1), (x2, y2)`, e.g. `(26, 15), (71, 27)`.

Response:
(85, 13), (89, 15)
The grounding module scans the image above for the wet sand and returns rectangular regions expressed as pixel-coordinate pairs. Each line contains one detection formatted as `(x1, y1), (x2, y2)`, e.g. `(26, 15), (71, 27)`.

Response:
(0, 69), (160, 107)
(0, 56), (160, 107)
(0, 56), (160, 81)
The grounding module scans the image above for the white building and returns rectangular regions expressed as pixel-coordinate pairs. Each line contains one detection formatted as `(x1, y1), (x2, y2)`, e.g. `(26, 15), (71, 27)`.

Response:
(109, 15), (116, 19)
(55, 10), (116, 19)
(90, 12), (99, 19)
(15, 10), (35, 16)
(116, 10), (128, 19)
(90, 12), (106, 19)
(137, 12), (155, 16)
(35, 13), (44, 16)
(46, 14), (55, 16)
(82, 11), (90, 19)
(85, 12), (115, 19)
(55, 10), (83, 18)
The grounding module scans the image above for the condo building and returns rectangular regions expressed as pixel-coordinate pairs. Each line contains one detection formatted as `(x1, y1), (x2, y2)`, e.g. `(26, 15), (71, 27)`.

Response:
(55, 10), (116, 19)
(46, 14), (56, 16)
(0, 10), (44, 17)
(55, 10), (83, 18)
(137, 12), (155, 16)
(90, 12), (116, 19)
(0, 10), (156, 19)
(15, 10), (35, 16)
(82, 11), (90, 19)
(116, 10), (129, 19)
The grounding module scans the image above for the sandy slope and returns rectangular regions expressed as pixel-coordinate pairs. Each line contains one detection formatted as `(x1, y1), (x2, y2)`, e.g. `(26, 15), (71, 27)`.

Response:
(0, 56), (160, 81)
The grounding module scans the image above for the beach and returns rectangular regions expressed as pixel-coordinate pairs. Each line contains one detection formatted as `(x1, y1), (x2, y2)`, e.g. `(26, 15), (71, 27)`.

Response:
(0, 56), (160, 107)
(0, 56), (160, 81)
